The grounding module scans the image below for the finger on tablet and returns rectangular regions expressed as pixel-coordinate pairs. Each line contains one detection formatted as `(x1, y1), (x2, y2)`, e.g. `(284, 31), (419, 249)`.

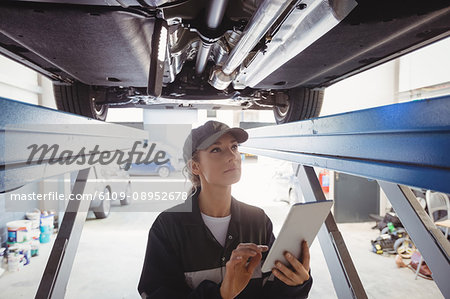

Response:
(237, 243), (268, 254)
(237, 243), (259, 251)
(233, 248), (258, 258)
(284, 251), (303, 273)
(272, 264), (296, 286)
(301, 240), (310, 271)
(247, 251), (262, 272)
(257, 245), (269, 252)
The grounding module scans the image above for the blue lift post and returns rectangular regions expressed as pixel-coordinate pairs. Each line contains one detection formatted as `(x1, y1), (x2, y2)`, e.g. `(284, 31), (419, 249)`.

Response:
(0, 97), (148, 298)
(240, 95), (450, 298)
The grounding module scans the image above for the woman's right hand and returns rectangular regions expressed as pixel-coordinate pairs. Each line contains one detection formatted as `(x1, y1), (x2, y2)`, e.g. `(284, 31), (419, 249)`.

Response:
(220, 243), (268, 299)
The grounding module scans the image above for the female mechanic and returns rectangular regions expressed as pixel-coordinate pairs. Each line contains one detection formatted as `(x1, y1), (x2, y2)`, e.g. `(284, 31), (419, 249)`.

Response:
(138, 120), (312, 298)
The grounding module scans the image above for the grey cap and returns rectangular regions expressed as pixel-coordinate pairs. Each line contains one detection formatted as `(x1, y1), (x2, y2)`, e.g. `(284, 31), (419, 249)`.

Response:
(183, 120), (248, 163)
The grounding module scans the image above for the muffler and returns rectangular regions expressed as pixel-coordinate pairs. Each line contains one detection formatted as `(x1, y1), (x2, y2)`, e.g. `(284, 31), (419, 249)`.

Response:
(209, 0), (357, 90)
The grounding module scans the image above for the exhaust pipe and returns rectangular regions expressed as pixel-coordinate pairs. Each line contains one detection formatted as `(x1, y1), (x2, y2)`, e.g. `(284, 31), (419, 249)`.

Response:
(235, 0), (357, 88)
(209, 0), (293, 89)
(209, 0), (357, 90)
(195, 0), (229, 75)
(222, 0), (292, 76)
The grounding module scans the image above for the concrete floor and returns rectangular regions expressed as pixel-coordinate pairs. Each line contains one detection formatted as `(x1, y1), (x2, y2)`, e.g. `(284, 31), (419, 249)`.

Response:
(0, 160), (444, 298)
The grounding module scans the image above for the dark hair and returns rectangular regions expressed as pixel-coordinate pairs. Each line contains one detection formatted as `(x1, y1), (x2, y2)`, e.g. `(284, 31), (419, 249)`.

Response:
(183, 150), (200, 195)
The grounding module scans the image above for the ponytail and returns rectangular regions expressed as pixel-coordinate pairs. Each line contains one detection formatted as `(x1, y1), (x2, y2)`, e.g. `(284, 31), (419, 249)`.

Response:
(183, 151), (200, 196)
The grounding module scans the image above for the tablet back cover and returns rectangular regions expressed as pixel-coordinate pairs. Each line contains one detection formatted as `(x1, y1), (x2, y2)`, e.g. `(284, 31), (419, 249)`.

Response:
(261, 200), (333, 273)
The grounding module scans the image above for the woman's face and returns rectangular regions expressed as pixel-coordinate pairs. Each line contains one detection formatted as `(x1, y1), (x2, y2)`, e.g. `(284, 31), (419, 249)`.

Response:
(193, 133), (242, 187)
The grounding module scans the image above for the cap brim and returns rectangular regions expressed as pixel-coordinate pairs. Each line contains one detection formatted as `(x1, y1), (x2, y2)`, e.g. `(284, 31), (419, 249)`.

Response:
(197, 127), (248, 150)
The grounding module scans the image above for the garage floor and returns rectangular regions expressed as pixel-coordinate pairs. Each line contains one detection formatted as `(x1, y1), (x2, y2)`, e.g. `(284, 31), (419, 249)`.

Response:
(0, 160), (444, 298)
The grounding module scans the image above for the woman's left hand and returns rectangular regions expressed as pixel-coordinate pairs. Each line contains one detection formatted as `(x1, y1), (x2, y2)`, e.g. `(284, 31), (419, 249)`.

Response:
(272, 240), (310, 286)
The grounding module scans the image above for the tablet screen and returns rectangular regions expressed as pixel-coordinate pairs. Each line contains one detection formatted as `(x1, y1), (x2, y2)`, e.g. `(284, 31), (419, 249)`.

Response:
(261, 200), (333, 273)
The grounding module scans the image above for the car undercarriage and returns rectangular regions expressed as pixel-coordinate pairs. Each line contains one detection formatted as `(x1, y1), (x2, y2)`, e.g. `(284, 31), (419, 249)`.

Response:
(0, 0), (449, 122)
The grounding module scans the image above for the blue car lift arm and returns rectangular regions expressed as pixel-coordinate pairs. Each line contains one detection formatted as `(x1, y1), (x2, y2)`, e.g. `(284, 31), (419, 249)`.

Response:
(0, 97), (148, 299)
(241, 95), (450, 298)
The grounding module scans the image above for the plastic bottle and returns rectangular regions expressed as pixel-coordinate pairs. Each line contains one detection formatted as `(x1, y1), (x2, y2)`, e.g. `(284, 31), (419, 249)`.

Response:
(387, 222), (395, 233)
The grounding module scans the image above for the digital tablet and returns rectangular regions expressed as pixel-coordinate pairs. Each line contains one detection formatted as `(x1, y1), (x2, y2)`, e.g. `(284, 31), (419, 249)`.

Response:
(261, 200), (333, 273)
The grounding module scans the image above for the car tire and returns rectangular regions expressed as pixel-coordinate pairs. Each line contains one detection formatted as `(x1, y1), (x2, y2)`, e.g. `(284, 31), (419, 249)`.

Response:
(380, 227), (390, 235)
(396, 228), (406, 235)
(394, 237), (415, 259)
(94, 186), (111, 219)
(54, 81), (108, 121)
(273, 88), (324, 124)
(158, 166), (170, 178)
(120, 182), (132, 206)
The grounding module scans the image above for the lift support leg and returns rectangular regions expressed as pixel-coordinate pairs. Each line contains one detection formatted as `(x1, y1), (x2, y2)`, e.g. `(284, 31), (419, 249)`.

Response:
(0, 97), (149, 298)
(378, 181), (450, 296)
(35, 168), (92, 299)
(239, 95), (450, 298)
(296, 164), (367, 299)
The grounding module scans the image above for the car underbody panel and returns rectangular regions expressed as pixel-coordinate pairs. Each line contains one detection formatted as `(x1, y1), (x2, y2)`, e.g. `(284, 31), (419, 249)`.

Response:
(0, 4), (155, 86)
(255, 1), (450, 89)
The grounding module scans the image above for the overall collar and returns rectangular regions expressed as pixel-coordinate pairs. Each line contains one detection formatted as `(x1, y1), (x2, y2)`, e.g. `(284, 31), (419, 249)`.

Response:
(187, 187), (241, 249)
(187, 187), (242, 229)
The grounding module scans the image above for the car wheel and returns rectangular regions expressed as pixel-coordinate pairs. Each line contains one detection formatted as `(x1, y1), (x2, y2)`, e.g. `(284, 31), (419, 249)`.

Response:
(54, 81), (108, 121)
(120, 182), (132, 206)
(94, 187), (111, 219)
(394, 238), (415, 259)
(381, 227), (390, 235)
(273, 88), (324, 124)
(158, 166), (170, 178)
(396, 228), (406, 235)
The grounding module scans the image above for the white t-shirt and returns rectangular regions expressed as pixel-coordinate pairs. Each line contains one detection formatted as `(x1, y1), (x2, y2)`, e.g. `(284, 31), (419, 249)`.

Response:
(201, 212), (231, 247)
